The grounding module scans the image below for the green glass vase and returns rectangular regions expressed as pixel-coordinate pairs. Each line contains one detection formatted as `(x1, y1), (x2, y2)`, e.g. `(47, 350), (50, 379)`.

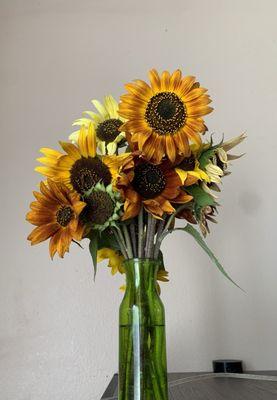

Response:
(119, 258), (168, 400)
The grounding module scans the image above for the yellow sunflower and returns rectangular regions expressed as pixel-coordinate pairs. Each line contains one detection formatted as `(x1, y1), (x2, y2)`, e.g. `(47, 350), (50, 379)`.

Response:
(97, 248), (125, 275)
(36, 123), (126, 195)
(174, 153), (209, 186)
(69, 95), (126, 155)
(26, 180), (86, 258)
(119, 69), (213, 163)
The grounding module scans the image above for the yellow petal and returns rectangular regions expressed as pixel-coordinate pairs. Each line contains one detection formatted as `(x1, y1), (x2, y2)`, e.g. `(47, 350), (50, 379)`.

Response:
(87, 122), (96, 157)
(175, 168), (188, 184)
(78, 125), (88, 158)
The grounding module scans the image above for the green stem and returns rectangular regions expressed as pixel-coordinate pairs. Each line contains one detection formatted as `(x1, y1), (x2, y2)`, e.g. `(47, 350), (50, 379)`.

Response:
(122, 224), (133, 259)
(124, 329), (133, 399)
(145, 214), (156, 258)
(138, 208), (144, 258)
(147, 276), (166, 399)
(155, 204), (189, 256)
(153, 218), (165, 259)
(130, 221), (137, 258)
(113, 227), (128, 259)
(151, 327), (167, 399)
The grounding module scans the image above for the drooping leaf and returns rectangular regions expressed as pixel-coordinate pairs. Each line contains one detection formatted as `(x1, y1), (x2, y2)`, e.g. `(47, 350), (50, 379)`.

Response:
(181, 224), (243, 290)
(89, 231), (99, 280)
(186, 185), (216, 221)
(186, 185), (215, 208)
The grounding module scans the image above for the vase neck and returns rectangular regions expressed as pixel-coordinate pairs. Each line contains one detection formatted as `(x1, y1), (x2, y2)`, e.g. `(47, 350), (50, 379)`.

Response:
(123, 258), (160, 291)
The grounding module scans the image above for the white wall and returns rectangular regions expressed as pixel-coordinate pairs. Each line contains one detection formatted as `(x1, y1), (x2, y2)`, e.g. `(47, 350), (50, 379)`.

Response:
(0, 0), (277, 399)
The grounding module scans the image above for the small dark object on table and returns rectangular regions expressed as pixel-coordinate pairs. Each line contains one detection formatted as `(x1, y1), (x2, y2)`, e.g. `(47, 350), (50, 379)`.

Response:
(213, 359), (243, 373)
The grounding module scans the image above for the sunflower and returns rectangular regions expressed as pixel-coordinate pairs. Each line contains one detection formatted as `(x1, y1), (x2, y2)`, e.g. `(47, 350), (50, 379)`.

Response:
(119, 69), (213, 163)
(36, 123), (124, 195)
(81, 182), (122, 231)
(26, 180), (86, 258)
(97, 248), (125, 275)
(69, 95), (126, 155)
(170, 151), (209, 187)
(116, 155), (193, 219)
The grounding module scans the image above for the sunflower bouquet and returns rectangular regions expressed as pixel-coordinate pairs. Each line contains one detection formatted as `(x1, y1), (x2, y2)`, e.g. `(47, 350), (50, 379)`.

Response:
(26, 69), (245, 400)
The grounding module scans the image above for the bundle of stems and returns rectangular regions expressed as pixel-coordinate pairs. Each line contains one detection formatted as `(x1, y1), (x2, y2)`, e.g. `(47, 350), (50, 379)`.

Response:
(113, 205), (187, 260)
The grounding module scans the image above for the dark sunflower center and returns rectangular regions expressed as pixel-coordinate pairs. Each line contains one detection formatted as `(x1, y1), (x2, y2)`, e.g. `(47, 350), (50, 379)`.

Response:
(56, 206), (73, 227)
(84, 191), (115, 225)
(70, 157), (112, 194)
(132, 163), (166, 199)
(178, 155), (196, 171)
(96, 119), (123, 143)
(145, 92), (186, 135)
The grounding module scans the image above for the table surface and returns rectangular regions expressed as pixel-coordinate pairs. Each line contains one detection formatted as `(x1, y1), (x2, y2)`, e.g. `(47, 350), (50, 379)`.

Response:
(101, 371), (277, 399)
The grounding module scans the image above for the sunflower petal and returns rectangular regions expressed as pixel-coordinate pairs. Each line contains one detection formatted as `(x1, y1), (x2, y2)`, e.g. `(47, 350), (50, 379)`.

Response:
(77, 125), (88, 158)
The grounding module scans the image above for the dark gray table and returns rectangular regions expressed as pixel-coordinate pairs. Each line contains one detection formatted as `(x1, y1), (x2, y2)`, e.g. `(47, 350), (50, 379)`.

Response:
(101, 371), (277, 399)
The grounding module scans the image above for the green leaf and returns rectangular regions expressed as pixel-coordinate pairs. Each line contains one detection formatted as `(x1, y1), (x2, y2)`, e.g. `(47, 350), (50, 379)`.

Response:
(98, 229), (121, 252)
(158, 250), (165, 271)
(186, 185), (216, 221)
(89, 231), (99, 280)
(186, 185), (215, 208)
(182, 224), (243, 290)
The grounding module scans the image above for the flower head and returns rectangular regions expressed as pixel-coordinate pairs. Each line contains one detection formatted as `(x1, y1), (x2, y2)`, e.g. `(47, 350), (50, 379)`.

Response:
(69, 95), (126, 155)
(97, 248), (125, 275)
(119, 69), (213, 163)
(36, 123), (123, 195)
(174, 153), (209, 186)
(81, 182), (122, 231)
(116, 155), (192, 219)
(26, 180), (86, 258)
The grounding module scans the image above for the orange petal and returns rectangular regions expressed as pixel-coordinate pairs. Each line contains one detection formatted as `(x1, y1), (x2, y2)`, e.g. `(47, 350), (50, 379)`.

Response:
(161, 70), (170, 90)
(47, 179), (69, 204)
(148, 69), (161, 92)
(173, 131), (190, 156)
(124, 82), (150, 102)
(28, 223), (60, 245)
(183, 87), (208, 102)
(173, 191), (193, 204)
(177, 76), (196, 97)
(165, 135), (176, 163)
(49, 230), (62, 259)
(72, 222), (85, 241)
(170, 69), (182, 90)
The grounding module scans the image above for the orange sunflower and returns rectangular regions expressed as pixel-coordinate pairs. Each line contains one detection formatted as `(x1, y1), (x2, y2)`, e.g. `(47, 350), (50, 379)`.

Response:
(119, 69), (213, 163)
(116, 155), (192, 219)
(26, 180), (86, 258)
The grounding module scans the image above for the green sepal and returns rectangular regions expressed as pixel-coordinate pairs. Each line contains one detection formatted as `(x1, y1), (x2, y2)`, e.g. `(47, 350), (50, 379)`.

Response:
(198, 136), (224, 169)
(199, 148), (216, 169)
(181, 224), (243, 291)
(88, 230), (99, 280)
